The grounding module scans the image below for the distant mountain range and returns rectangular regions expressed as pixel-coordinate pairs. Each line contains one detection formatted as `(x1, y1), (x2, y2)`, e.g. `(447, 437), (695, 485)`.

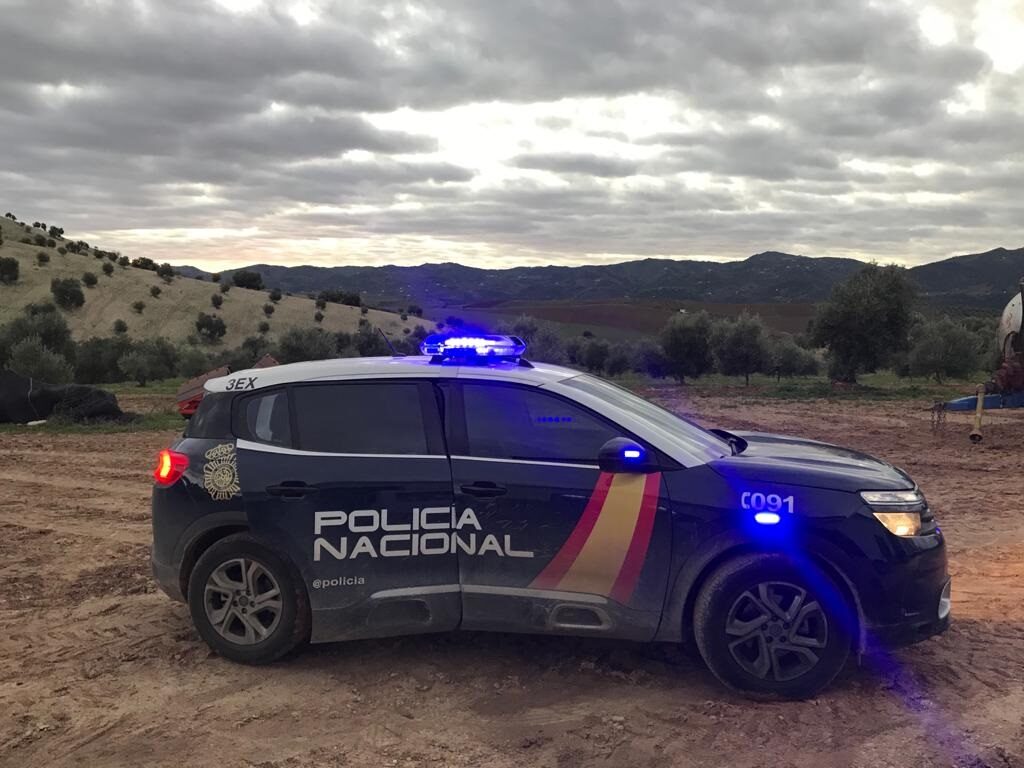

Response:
(178, 247), (1024, 311)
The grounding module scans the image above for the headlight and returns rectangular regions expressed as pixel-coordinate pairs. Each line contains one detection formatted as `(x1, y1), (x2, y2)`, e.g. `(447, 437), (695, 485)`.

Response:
(872, 511), (922, 537)
(859, 490), (924, 507)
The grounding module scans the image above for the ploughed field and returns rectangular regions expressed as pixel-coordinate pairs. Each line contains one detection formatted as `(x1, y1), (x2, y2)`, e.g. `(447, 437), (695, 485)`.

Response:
(0, 396), (1022, 768)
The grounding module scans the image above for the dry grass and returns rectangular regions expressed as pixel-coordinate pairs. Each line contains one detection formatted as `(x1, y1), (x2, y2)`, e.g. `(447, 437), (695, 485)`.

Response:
(0, 216), (427, 346)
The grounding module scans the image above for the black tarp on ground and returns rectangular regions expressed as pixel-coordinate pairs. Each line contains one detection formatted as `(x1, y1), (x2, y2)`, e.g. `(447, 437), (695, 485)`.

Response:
(0, 370), (122, 424)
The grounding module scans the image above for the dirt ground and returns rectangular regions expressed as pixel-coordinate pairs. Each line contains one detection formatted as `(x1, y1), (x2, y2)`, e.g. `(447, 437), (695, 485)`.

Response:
(1, 395), (1022, 768)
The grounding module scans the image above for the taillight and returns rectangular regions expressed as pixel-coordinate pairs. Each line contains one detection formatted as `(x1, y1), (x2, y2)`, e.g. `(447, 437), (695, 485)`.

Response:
(153, 449), (189, 486)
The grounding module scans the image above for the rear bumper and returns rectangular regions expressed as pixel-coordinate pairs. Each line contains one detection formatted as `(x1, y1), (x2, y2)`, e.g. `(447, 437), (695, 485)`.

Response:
(151, 555), (185, 602)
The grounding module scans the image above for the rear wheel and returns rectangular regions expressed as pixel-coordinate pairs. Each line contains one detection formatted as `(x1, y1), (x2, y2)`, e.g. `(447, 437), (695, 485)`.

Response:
(188, 534), (309, 664)
(693, 554), (852, 699)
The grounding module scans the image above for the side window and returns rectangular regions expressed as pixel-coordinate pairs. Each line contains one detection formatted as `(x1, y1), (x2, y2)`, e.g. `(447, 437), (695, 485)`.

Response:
(234, 389), (292, 446)
(292, 382), (438, 455)
(459, 383), (623, 463)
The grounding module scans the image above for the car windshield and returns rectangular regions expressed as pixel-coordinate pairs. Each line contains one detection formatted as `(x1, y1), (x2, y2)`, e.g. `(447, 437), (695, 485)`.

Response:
(559, 373), (730, 461)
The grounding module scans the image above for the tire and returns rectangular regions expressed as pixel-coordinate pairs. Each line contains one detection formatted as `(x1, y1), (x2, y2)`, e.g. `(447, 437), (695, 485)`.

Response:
(187, 533), (310, 665)
(693, 553), (852, 699)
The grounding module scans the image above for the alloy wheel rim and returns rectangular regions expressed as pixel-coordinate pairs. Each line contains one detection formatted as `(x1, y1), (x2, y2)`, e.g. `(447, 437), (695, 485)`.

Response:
(204, 557), (283, 645)
(724, 581), (828, 682)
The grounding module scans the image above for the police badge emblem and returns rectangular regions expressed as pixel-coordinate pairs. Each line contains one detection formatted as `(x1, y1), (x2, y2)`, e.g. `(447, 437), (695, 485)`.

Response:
(203, 443), (241, 501)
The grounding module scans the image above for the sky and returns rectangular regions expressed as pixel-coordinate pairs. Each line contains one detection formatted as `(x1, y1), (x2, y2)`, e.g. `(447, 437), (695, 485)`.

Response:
(1, 0), (1022, 271)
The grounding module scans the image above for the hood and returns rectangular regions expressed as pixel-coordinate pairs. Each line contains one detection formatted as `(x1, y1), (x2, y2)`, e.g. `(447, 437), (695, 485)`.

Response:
(709, 431), (915, 493)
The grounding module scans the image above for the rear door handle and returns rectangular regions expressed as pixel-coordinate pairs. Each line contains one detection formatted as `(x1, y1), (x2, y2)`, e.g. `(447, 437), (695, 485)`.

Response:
(266, 481), (317, 500)
(460, 482), (508, 498)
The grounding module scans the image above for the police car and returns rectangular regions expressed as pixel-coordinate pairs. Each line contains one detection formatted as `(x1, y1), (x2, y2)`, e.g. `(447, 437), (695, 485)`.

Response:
(151, 334), (950, 698)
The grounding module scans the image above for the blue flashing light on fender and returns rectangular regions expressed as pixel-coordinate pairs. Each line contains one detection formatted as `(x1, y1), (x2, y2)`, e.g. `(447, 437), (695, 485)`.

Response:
(754, 511), (781, 525)
(623, 449), (642, 459)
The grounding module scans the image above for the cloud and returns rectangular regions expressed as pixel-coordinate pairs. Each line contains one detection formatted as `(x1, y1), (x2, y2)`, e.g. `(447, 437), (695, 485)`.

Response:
(0, 0), (1019, 269)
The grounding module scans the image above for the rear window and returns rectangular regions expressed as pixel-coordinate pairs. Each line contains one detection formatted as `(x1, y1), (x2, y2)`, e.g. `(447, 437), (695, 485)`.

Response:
(234, 389), (292, 446)
(291, 382), (435, 455)
(185, 392), (232, 438)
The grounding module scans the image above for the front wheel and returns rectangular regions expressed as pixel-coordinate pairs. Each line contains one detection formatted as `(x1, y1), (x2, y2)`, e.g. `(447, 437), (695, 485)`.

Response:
(693, 553), (852, 699)
(187, 533), (310, 664)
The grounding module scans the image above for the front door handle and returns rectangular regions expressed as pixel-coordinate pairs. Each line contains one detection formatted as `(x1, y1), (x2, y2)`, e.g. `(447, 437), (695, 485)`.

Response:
(266, 481), (317, 500)
(460, 482), (508, 498)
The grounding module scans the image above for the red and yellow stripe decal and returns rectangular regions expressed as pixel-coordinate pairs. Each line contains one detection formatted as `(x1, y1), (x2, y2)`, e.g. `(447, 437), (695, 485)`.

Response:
(531, 471), (661, 604)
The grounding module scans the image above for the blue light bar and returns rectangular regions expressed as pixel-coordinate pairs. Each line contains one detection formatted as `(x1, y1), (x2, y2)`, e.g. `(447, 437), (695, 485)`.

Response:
(623, 449), (642, 459)
(421, 334), (527, 362)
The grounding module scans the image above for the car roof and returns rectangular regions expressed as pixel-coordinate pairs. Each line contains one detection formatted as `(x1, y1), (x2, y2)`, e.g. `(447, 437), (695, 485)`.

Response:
(204, 355), (581, 393)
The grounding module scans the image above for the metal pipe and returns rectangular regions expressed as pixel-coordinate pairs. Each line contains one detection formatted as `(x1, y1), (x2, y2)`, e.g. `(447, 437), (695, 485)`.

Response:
(969, 384), (985, 443)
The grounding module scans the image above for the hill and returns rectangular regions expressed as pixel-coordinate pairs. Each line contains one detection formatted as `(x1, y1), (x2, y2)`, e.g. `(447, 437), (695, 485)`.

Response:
(0, 216), (425, 347)
(179, 248), (1024, 311)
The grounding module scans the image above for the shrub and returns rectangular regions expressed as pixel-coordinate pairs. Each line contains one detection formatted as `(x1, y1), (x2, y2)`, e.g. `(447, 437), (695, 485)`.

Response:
(220, 282), (231, 294)
(315, 297), (326, 311)
(50, 278), (85, 310)
(117, 350), (158, 386)
(258, 321), (270, 334)
(211, 293), (223, 309)
(710, 312), (770, 385)
(131, 256), (158, 271)
(314, 311), (324, 323)
(811, 264), (916, 383)
(48, 225), (63, 238)
(0, 301), (75, 367)
(361, 306), (369, 315)
(907, 317), (979, 382)
(112, 319), (128, 334)
(631, 339), (670, 378)
(118, 255), (130, 268)
(407, 304), (423, 317)
(102, 262), (114, 277)
(33, 234), (46, 246)
(37, 251), (50, 265)
(768, 335), (818, 378)
(277, 327), (336, 364)
(233, 270), (264, 290)
(400, 312), (409, 321)
(8, 336), (73, 384)
(263, 303), (275, 317)
(0, 256), (18, 284)
(660, 311), (713, 383)
(156, 262), (175, 282)
(177, 346), (210, 378)
(46, 239), (55, 248)
(94, 250), (105, 260)
(57, 247), (67, 255)
(132, 300), (146, 314)
(211, 273), (221, 282)
(148, 285), (160, 298)
(317, 289), (361, 307)
(269, 287), (282, 303)
(108, 251), (119, 262)
(195, 312), (227, 342)
(74, 336), (132, 384)
(605, 344), (632, 377)
(579, 338), (610, 373)
(82, 271), (98, 288)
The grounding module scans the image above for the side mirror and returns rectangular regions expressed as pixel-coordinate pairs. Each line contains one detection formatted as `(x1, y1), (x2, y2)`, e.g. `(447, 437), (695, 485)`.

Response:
(598, 437), (659, 474)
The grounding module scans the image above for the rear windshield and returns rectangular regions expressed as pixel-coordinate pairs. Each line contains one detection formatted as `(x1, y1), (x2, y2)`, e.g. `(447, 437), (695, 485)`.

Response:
(185, 392), (232, 438)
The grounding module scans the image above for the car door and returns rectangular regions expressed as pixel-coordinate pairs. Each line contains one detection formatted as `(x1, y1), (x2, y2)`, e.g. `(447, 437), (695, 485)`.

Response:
(444, 380), (673, 640)
(235, 380), (460, 643)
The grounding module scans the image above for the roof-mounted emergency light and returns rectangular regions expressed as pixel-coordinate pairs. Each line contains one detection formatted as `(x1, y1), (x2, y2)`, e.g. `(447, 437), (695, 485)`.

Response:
(421, 334), (529, 364)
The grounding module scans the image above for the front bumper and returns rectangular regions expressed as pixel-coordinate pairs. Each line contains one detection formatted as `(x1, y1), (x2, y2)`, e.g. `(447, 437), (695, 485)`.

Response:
(865, 576), (951, 649)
